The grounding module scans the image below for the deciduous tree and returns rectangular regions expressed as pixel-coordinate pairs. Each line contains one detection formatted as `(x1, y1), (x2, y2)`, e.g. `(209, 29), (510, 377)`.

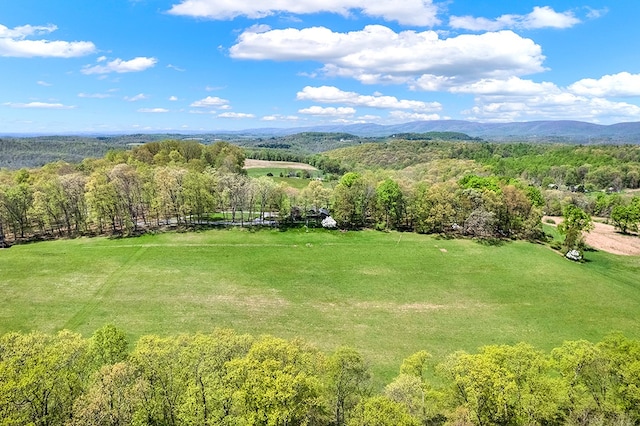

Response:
(441, 343), (561, 425)
(225, 336), (325, 425)
(347, 396), (419, 426)
(327, 346), (371, 426)
(558, 204), (593, 253)
(376, 177), (404, 230)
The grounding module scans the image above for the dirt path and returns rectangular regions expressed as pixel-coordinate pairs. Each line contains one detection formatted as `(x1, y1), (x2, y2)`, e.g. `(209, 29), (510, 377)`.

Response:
(544, 216), (640, 256)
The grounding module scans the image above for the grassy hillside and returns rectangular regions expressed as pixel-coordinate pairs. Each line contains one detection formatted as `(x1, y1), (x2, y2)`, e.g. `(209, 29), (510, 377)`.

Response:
(1, 229), (639, 381)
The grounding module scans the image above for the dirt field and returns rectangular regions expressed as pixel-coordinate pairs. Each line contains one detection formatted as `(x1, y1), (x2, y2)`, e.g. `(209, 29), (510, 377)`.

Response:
(244, 159), (318, 170)
(545, 216), (640, 256)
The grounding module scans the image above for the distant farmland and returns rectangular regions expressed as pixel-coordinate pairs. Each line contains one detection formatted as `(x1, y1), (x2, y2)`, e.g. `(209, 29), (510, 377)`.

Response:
(243, 159), (318, 170)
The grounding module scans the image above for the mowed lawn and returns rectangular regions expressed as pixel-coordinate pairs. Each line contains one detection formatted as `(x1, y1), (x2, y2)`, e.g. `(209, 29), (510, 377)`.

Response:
(1, 228), (639, 380)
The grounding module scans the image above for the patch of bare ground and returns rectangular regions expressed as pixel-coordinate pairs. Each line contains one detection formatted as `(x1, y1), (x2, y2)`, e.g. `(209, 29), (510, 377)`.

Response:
(544, 216), (640, 256)
(355, 301), (448, 312)
(243, 159), (318, 170)
(314, 301), (488, 313)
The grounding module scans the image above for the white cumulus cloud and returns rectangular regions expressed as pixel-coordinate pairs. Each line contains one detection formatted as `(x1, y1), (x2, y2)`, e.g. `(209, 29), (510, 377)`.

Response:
(465, 96), (640, 124)
(190, 96), (230, 108)
(449, 77), (561, 96)
(261, 114), (299, 121)
(78, 92), (113, 99)
(452, 75), (640, 123)
(0, 23), (96, 58)
(450, 6), (581, 31)
(523, 6), (580, 29)
(167, 0), (440, 26)
(389, 110), (441, 121)
(81, 57), (157, 75)
(125, 93), (148, 102)
(298, 106), (356, 116)
(138, 108), (169, 113)
(218, 112), (255, 119)
(568, 72), (640, 97)
(4, 101), (76, 109)
(297, 85), (441, 111)
(231, 26), (545, 86)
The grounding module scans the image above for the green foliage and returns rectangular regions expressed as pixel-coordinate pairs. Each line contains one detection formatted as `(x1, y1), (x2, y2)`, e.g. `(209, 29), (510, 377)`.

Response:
(1, 328), (640, 426)
(0, 180), (33, 238)
(328, 347), (372, 425)
(524, 185), (545, 208)
(339, 172), (361, 188)
(593, 192), (624, 217)
(376, 178), (404, 230)
(326, 140), (640, 190)
(348, 396), (420, 426)
(332, 173), (374, 228)
(0, 136), (132, 169)
(384, 374), (425, 420)
(226, 336), (326, 425)
(5, 134), (640, 244)
(240, 132), (363, 155)
(558, 204), (594, 253)
(551, 334), (640, 424)
(399, 351), (431, 380)
(90, 324), (129, 366)
(392, 132), (481, 141)
(610, 197), (640, 234)
(68, 362), (148, 426)
(0, 330), (91, 425)
(441, 343), (561, 425)
(459, 174), (502, 193)
(413, 182), (457, 234)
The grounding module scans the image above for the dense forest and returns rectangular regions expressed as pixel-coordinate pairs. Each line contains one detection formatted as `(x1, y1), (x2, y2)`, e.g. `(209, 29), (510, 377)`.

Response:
(326, 140), (640, 191)
(0, 134), (248, 169)
(1, 326), (639, 426)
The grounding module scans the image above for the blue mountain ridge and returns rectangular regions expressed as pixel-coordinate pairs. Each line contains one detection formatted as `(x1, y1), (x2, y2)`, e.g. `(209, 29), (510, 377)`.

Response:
(234, 120), (640, 142)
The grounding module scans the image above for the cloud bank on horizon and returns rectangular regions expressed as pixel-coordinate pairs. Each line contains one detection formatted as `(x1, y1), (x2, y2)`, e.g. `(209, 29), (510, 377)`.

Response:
(1, 0), (638, 133)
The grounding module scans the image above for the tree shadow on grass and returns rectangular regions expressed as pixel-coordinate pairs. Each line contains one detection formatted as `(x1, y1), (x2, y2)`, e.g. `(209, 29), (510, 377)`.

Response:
(474, 237), (506, 247)
(433, 233), (455, 240)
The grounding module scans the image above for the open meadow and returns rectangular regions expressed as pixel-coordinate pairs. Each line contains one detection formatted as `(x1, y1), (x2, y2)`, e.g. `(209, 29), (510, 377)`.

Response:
(1, 228), (639, 381)
(244, 159), (325, 189)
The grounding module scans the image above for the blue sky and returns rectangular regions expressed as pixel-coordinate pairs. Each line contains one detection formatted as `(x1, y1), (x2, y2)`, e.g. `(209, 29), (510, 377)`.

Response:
(1, 0), (639, 133)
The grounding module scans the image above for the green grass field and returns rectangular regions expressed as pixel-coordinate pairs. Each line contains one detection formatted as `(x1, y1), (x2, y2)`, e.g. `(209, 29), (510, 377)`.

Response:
(1, 228), (639, 381)
(245, 168), (323, 190)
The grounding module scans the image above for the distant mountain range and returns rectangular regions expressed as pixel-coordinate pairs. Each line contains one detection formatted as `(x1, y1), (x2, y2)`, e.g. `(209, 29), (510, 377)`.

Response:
(3, 120), (640, 169)
(4, 120), (640, 143)
(237, 120), (640, 143)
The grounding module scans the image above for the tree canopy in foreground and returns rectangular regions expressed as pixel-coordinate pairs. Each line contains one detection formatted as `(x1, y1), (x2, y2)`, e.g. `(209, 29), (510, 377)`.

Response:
(1, 327), (639, 426)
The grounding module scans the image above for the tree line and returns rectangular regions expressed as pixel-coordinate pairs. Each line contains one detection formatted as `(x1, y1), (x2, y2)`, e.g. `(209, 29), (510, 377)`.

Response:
(0, 140), (548, 245)
(2, 139), (638, 247)
(1, 326), (639, 426)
